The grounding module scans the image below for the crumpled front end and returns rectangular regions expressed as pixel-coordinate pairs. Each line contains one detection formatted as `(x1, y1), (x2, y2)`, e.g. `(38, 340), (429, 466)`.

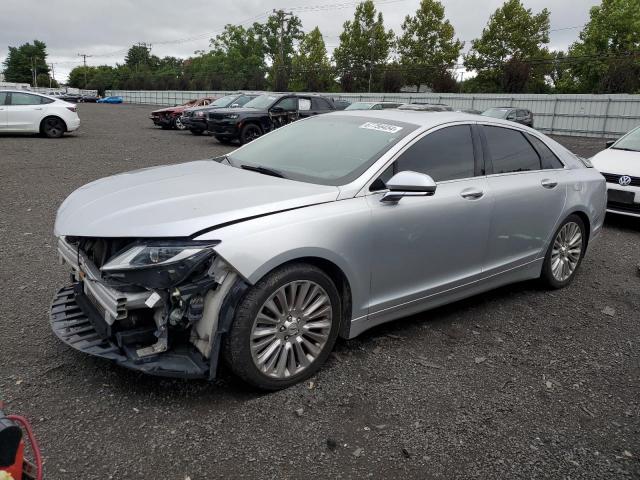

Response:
(50, 236), (245, 379)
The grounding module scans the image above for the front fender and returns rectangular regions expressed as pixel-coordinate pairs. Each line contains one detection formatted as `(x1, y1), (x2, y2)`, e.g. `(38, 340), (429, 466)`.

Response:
(194, 197), (373, 322)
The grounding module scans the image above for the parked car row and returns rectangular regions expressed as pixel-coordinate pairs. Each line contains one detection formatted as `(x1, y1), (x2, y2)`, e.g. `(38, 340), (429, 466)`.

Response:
(149, 94), (539, 145)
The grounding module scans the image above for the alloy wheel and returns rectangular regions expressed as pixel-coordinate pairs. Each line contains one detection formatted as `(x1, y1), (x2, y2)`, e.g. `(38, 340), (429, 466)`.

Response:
(250, 280), (332, 379)
(551, 221), (583, 282)
(174, 117), (186, 130)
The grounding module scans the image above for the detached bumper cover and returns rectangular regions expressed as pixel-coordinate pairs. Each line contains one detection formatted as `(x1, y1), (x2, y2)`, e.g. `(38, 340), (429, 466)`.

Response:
(50, 285), (210, 379)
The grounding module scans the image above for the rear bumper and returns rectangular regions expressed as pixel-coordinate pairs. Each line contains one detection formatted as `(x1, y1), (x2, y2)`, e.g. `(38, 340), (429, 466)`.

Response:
(50, 284), (210, 379)
(66, 117), (81, 132)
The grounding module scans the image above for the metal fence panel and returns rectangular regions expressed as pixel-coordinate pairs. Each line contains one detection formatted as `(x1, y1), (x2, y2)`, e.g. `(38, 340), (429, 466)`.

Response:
(106, 90), (640, 138)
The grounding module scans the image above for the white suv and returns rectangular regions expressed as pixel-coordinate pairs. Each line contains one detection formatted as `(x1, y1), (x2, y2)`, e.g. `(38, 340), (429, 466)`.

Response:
(0, 90), (81, 138)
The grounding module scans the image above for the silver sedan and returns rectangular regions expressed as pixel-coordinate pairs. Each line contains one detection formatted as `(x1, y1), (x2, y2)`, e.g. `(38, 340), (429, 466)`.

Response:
(51, 111), (606, 390)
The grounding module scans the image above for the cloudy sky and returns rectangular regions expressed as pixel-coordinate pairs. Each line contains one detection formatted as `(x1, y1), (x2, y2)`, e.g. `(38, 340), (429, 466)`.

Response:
(1, 0), (600, 82)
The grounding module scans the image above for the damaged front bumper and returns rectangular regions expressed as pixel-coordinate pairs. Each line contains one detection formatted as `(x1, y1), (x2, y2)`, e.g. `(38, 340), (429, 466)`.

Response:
(50, 237), (247, 380)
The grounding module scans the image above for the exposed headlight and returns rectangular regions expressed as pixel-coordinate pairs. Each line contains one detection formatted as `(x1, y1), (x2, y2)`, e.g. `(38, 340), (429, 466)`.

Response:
(224, 113), (239, 119)
(195, 111), (205, 117)
(101, 241), (220, 289)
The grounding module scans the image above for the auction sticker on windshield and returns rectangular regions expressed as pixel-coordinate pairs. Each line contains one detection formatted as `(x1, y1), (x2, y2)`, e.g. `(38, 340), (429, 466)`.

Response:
(359, 122), (403, 134)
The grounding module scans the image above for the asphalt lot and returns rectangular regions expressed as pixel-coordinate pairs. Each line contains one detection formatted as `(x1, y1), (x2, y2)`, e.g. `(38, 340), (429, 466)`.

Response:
(1, 103), (639, 479)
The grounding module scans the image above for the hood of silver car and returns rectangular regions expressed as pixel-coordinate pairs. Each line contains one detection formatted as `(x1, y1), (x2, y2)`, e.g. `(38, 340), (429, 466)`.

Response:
(54, 160), (339, 238)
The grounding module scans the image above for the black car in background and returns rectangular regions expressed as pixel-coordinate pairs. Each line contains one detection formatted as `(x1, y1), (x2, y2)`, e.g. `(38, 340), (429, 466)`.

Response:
(482, 107), (534, 128)
(207, 93), (336, 144)
(181, 93), (260, 135)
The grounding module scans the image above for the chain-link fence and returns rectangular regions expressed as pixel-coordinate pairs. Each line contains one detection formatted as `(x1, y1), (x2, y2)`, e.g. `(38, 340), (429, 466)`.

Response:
(106, 90), (640, 138)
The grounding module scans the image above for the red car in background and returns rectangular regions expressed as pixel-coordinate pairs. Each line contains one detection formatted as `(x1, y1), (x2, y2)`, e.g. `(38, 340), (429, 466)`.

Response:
(150, 97), (215, 130)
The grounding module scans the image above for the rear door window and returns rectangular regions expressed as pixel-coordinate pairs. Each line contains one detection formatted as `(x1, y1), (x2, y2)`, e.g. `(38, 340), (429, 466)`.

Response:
(0, 92), (7, 105)
(482, 126), (541, 174)
(526, 134), (564, 169)
(10, 92), (42, 105)
(395, 125), (476, 182)
(298, 98), (312, 111)
(311, 97), (331, 111)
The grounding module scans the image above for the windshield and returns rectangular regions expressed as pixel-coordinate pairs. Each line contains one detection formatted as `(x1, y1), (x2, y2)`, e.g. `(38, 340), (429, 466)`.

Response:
(227, 114), (418, 186)
(612, 126), (640, 152)
(211, 95), (239, 107)
(345, 102), (374, 110)
(243, 94), (280, 110)
(482, 108), (510, 119)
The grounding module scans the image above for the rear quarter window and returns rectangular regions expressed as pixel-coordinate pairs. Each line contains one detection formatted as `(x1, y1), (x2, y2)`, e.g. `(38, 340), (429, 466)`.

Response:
(526, 134), (564, 169)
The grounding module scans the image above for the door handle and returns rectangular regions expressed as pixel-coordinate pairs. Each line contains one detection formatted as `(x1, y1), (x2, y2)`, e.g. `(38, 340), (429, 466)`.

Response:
(33, 107), (43, 110)
(460, 188), (484, 200)
(541, 179), (558, 189)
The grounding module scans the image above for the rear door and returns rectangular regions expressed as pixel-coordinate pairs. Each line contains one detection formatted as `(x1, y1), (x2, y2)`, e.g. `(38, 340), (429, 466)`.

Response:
(480, 124), (567, 275)
(0, 92), (7, 129)
(6, 92), (45, 132)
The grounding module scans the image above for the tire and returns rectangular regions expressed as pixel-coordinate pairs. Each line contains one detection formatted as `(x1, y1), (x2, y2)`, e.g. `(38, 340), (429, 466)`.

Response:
(239, 123), (262, 144)
(224, 263), (342, 390)
(541, 214), (586, 289)
(173, 117), (187, 130)
(190, 129), (204, 135)
(41, 117), (66, 138)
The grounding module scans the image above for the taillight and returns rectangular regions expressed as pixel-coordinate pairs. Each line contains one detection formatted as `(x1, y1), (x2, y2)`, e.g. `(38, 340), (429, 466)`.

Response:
(66, 107), (77, 113)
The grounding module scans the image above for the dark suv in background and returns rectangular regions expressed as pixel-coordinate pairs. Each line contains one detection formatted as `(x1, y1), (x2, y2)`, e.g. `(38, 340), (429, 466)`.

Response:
(181, 93), (260, 135)
(482, 107), (534, 128)
(206, 93), (336, 144)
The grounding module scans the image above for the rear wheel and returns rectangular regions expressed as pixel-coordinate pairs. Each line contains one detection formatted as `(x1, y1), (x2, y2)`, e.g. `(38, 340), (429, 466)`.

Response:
(41, 117), (66, 138)
(541, 214), (586, 289)
(224, 263), (341, 390)
(239, 123), (262, 144)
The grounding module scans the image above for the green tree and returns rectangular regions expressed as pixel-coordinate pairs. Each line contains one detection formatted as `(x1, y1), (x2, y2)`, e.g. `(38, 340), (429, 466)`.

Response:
(397, 0), (462, 92)
(464, 0), (551, 93)
(254, 11), (304, 91)
(333, 0), (395, 92)
(290, 27), (334, 91)
(2, 40), (50, 85)
(207, 24), (267, 90)
(567, 0), (640, 93)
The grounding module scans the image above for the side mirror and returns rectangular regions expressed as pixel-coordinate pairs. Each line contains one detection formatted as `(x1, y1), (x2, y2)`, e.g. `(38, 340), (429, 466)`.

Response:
(605, 140), (616, 148)
(270, 106), (284, 113)
(507, 113), (516, 120)
(230, 103), (240, 108)
(381, 171), (437, 203)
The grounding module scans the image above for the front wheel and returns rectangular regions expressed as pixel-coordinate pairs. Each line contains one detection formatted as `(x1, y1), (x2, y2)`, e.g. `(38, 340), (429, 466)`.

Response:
(239, 123), (262, 144)
(173, 117), (187, 130)
(41, 117), (66, 138)
(224, 263), (341, 390)
(541, 214), (586, 289)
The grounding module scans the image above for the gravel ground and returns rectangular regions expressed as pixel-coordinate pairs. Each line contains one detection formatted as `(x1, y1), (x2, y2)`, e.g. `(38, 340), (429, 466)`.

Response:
(1, 104), (639, 479)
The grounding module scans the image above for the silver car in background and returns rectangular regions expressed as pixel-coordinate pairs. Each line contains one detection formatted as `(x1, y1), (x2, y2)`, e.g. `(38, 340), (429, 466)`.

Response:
(51, 111), (606, 390)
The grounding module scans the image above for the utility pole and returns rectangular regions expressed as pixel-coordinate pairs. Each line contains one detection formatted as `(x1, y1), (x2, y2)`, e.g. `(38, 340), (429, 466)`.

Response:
(50, 63), (55, 88)
(30, 57), (38, 87)
(77, 53), (92, 89)
(273, 9), (294, 91)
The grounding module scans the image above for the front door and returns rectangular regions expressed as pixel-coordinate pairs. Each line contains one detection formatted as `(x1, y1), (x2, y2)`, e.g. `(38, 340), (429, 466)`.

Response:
(367, 124), (492, 319)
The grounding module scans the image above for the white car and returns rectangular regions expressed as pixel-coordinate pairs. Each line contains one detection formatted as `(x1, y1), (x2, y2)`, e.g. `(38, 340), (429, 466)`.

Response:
(591, 126), (640, 217)
(0, 89), (80, 138)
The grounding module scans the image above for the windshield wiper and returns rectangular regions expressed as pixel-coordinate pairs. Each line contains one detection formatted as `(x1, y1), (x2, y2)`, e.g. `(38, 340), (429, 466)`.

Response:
(240, 164), (287, 179)
(611, 147), (639, 152)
